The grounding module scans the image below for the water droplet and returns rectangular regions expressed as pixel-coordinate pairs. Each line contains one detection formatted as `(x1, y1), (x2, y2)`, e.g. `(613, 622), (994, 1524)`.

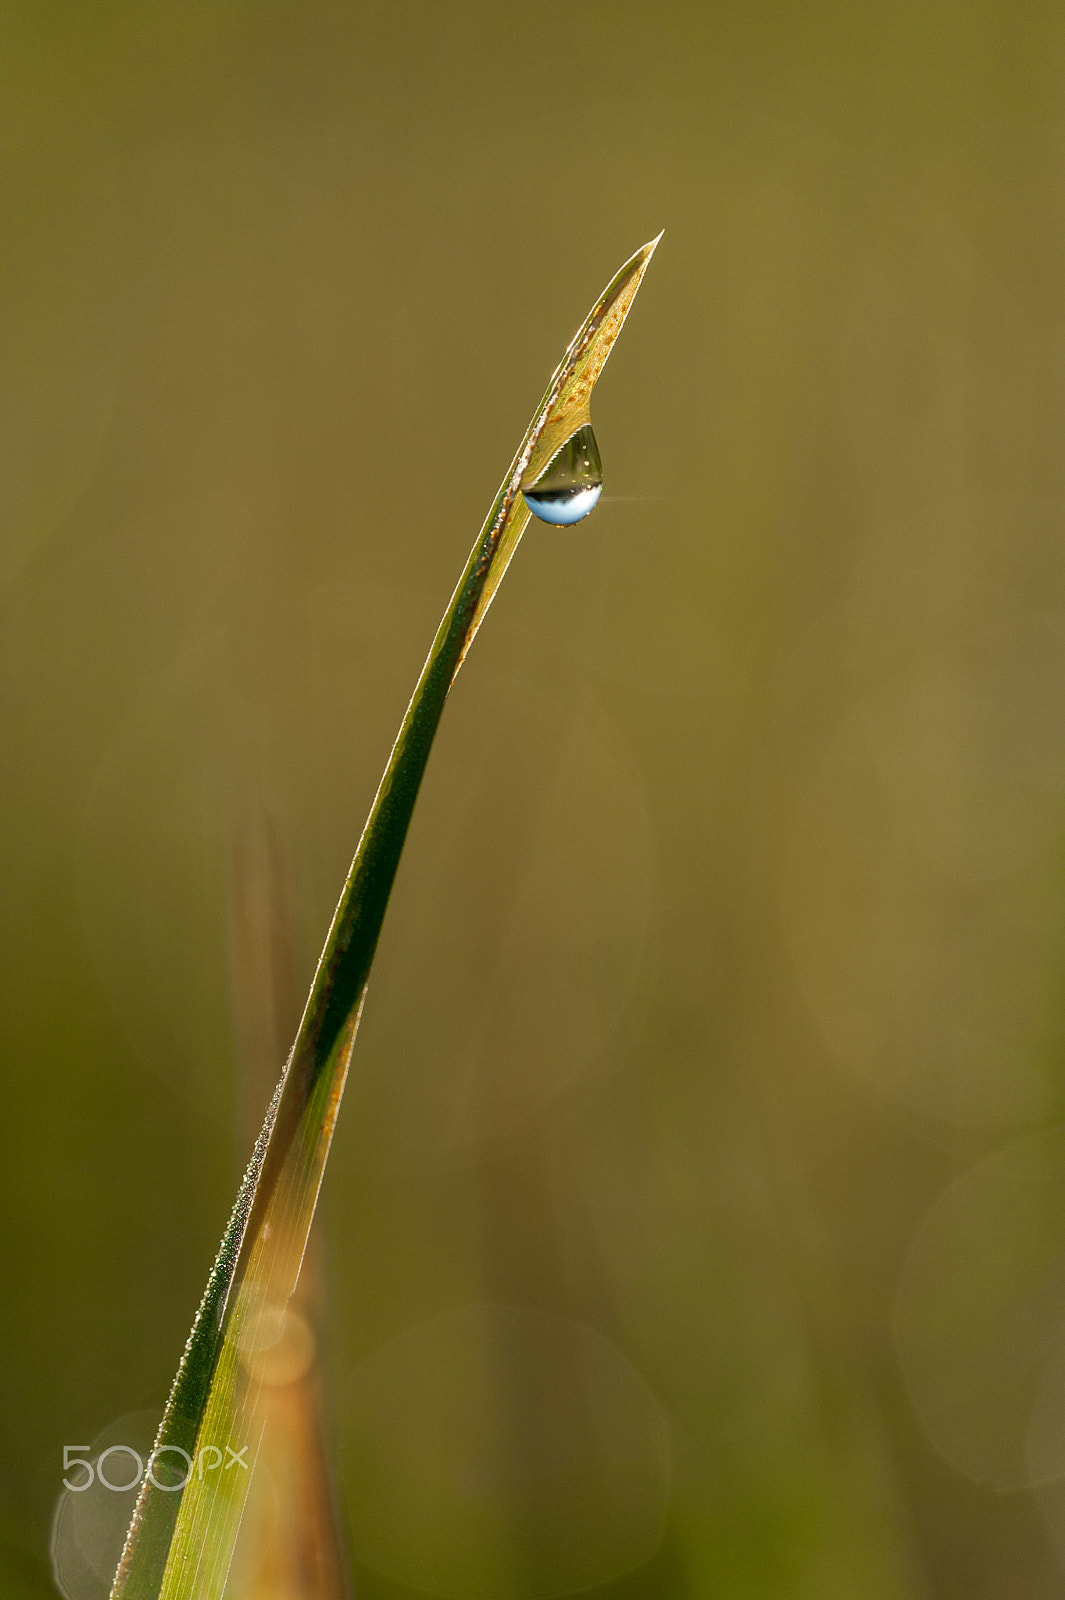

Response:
(522, 422), (603, 525)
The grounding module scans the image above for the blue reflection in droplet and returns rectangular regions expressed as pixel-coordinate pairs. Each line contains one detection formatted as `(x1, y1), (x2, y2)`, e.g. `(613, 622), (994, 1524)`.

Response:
(522, 483), (603, 525)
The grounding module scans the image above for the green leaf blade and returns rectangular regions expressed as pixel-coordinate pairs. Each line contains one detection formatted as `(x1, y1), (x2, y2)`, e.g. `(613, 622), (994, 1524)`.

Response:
(109, 231), (661, 1600)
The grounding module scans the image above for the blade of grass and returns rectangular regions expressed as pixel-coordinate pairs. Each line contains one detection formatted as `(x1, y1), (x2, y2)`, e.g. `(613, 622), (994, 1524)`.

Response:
(223, 810), (350, 1599)
(109, 231), (662, 1600)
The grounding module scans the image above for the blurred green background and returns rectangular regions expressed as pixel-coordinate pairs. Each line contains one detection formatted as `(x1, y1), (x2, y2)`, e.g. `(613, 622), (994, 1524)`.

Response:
(6, 1), (1065, 1596)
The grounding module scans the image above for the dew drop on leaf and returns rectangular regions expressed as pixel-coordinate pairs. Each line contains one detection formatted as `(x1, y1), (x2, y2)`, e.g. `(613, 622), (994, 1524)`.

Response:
(521, 422), (603, 525)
